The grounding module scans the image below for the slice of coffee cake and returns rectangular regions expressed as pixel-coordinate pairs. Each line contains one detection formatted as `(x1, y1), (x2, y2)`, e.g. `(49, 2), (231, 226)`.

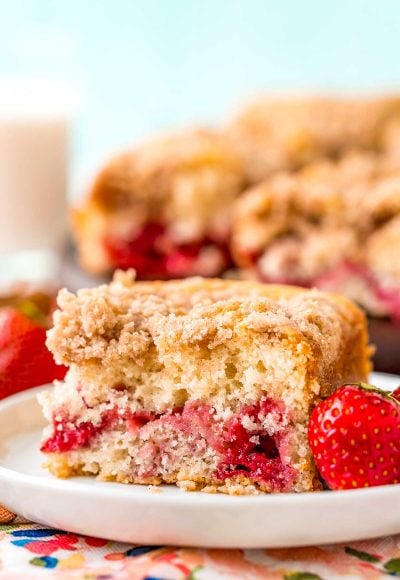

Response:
(40, 272), (371, 494)
(231, 152), (400, 321)
(73, 129), (245, 279)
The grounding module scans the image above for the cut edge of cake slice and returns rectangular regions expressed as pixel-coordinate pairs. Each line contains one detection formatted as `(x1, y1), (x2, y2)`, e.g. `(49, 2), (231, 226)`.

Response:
(39, 272), (372, 495)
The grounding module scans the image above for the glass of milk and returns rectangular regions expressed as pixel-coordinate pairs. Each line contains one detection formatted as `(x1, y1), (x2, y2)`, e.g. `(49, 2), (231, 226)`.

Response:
(0, 78), (74, 288)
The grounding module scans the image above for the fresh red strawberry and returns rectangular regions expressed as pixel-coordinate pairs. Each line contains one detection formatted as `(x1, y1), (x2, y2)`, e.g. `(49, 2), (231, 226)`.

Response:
(308, 383), (400, 490)
(0, 308), (67, 399)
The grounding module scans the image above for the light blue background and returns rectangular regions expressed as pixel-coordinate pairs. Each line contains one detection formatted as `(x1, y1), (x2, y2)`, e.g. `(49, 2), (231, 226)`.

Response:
(1, 0), (400, 194)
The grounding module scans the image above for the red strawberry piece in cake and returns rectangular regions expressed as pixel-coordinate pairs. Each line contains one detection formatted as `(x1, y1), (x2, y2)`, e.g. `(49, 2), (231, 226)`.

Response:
(308, 383), (400, 490)
(40, 420), (100, 453)
(104, 223), (168, 279)
(105, 223), (232, 280)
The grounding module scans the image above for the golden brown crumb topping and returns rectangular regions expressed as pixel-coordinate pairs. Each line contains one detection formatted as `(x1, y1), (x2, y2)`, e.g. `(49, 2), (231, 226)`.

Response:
(47, 271), (371, 394)
(227, 95), (400, 182)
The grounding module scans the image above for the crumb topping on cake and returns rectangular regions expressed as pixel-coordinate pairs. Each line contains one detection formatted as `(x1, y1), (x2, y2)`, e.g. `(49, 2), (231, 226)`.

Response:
(47, 271), (371, 418)
(227, 96), (400, 182)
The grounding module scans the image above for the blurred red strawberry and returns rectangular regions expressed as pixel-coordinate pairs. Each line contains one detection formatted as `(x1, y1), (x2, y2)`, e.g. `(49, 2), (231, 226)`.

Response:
(0, 307), (67, 399)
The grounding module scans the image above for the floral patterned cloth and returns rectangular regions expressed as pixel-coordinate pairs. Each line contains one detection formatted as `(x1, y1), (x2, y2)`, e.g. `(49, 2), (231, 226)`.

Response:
(0, 521), (400, 579)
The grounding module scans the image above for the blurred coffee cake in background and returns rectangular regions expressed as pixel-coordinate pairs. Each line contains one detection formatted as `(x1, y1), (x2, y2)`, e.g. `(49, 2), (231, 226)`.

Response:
(227, 95), (400, 182)
(232, 150), (400, 323)
(73, 129), (245, 279)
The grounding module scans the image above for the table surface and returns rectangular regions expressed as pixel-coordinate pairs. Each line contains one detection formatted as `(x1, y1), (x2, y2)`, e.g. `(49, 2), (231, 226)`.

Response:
(1, 521), (400, 578)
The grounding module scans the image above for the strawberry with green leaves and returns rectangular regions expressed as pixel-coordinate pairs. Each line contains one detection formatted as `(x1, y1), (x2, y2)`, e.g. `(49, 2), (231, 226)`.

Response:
(308, 383), (400, 490)
(0, 304), (67, 400)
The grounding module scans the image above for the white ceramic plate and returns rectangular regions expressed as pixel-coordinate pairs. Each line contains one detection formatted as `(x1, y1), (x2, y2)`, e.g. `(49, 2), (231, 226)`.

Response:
(0, 372), (399, 549)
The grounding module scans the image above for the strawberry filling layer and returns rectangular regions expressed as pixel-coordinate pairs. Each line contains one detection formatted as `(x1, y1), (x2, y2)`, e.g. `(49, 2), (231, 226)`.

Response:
(254, 253), (400, 322)
(104, 222), (231, 279)
(315, 261), (400, 322)
(41, 408), (118, 453)
(41, 398), (295, 491)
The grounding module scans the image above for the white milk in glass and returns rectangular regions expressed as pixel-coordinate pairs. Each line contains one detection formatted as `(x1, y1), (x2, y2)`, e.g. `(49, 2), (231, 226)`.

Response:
(0, 78), (72, 287)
